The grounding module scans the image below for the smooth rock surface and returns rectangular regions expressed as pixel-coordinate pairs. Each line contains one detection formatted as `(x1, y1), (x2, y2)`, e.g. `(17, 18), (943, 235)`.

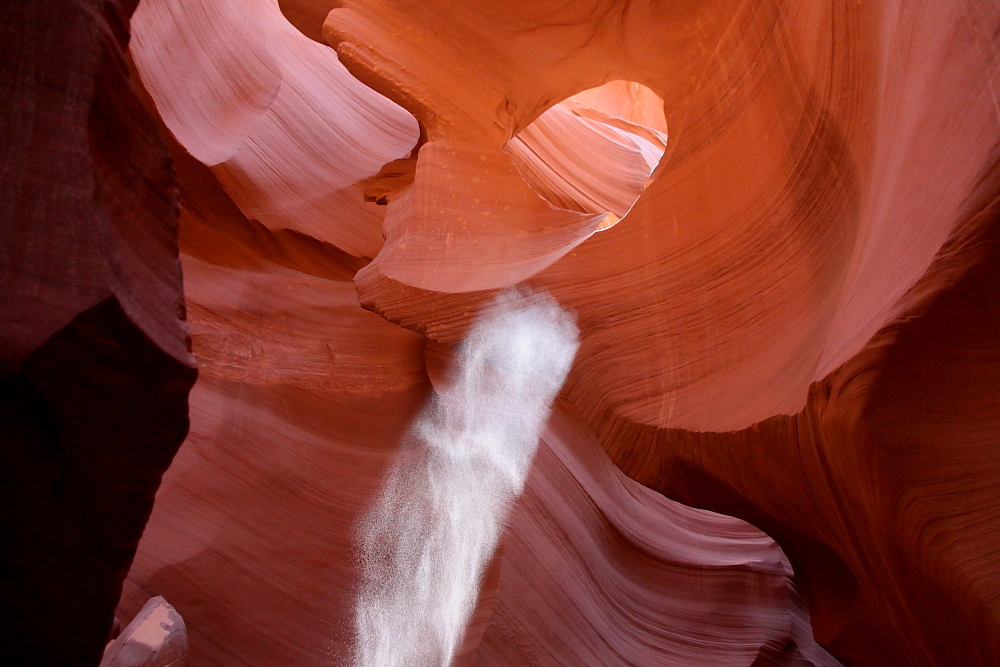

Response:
(118, 153), (824, 663)
(4, 0), (996, 665)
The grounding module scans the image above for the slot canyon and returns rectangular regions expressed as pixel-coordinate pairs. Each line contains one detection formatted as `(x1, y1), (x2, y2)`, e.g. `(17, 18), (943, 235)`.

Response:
(2, 0), (1000, 665)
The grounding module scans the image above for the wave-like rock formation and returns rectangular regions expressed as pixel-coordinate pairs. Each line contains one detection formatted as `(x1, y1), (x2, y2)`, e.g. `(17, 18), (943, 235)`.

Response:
(479, 401), (838, 667)
(130, 0), (419, 259)
(3, 0), (999, 665)
(113, 124), (834, 664)
(321, 1), (1000, 662)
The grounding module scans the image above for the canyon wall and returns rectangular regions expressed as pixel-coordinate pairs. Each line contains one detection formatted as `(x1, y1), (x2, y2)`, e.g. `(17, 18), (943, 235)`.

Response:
(2, 0), (998, 665)
(0, 0), (196, 663)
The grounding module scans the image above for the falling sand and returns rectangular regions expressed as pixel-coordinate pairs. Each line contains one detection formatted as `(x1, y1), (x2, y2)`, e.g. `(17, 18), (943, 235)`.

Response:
(353, 288), (579, 667)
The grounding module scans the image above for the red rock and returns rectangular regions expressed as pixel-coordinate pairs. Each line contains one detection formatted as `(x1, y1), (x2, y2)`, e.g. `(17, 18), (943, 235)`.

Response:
(0, 0), (196, 664)
(5, 0), (999, 665)
(611, 201), (1000, 665)
(479, 399), (840, 666)
(116, 174), (430, 663)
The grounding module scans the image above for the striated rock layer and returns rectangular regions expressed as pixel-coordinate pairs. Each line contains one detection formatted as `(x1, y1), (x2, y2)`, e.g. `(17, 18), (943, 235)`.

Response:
(611, 199), (1000, 664)
(128, 0), (999, 664)
(317, 0), (1000, 663)
(0, 0), (196, 664)
(4, 0), (998, 665)
(130, 0), (419, 259)
(479, 400), (837, 667)
(116, 127), (834, 663)
(323, 0), (1000, 433)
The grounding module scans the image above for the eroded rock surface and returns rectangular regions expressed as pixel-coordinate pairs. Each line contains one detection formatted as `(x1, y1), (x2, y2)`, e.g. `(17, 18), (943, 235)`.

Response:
(4, 0), (998, 665)
(127, 0), (1000, 664)
(100, 596), (189, 667)
(116, 135), (827, 664)
(0, 1), (195, 663)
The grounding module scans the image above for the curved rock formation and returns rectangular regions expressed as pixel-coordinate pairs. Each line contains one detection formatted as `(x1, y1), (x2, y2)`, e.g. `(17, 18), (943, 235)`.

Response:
(325, 0), (999, 433)
(115, 134), (431, 664)
(478, 400), (837, 667)
(506, 83), (667, 219)
(131, 0), (419, 258)
(128, 0), (1000, 663)
(319, 2), (1000, 662)
(4, 0), (999, 665)
(612, 198), (1000, 664)
(114, 130), (833, 664)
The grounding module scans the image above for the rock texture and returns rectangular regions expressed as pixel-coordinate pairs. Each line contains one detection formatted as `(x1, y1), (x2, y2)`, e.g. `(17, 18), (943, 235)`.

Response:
(612, 199), (1000, 664)
(115, 135), (432, 664)
(101, 596), (189, 667)
(130, 0), (419, 258)
(126, 0), (1000, 664)
(318, 1), (1000, 663)
(5, 0), (999, 665)
(116, 128), (830, 663)
(479, 400), (837, 667)
(324, 0), (1000, 433)
(0, 0), (196, 664)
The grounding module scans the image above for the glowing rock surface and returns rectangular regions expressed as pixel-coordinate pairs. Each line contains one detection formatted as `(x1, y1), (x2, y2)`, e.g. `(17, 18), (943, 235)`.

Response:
(2, 0), (999, 666)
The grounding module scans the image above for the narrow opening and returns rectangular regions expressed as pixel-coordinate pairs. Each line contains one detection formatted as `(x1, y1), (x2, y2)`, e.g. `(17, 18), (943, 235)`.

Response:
(505, 80), (668, 230)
